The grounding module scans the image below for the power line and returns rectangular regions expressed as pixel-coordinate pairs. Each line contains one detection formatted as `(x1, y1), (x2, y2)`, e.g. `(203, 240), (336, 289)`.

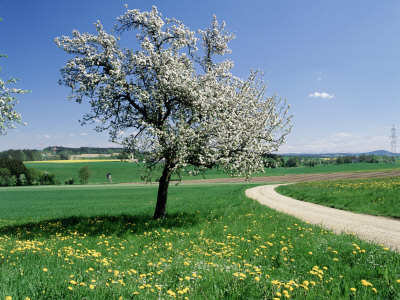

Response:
(391, 125), (397, 154)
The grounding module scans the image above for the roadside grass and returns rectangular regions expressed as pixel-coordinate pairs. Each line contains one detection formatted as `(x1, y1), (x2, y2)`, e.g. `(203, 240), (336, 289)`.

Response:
(276, 176), (400, 219)
(1, 184), (400, 299)
(24, 160), (400, 185)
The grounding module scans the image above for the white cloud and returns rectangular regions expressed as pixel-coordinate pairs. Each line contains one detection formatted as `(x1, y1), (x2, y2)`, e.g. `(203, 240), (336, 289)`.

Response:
(80, 132), (88, 136)
(44, 134), (51, 139)
(333, 132), (353, 138)
(309, 92), (334, 99)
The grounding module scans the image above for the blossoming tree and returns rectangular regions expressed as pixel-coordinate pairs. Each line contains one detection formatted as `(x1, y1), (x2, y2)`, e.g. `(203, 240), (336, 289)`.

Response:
(0, 18), (28, 135)
(55, 6), (292, 219)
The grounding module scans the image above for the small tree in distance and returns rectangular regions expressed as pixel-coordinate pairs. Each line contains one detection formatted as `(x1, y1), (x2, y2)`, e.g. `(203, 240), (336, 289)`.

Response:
(56, 6), (292, 219)
(78, 165), (90, 184)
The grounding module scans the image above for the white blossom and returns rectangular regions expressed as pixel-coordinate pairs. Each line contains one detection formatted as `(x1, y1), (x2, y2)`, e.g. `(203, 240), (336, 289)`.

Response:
(0, 74), (29, 135)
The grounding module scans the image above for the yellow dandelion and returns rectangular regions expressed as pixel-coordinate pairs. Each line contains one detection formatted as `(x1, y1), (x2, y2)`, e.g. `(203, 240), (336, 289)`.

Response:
(167, 290), (176, 297)
(372, 288), (377, 293)
(67, 287), (73, 291)
(255, 276), (260, 282)
(361, 280), (372, 287)
(350, 287), (356, 292)
(5, 297), (12, 300)
(42, 268), (48, 272)
(89, 284), (95, 290)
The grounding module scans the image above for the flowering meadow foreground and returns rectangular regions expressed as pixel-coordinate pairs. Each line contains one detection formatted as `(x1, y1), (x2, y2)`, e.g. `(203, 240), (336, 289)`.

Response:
(0, 183), (400, 299)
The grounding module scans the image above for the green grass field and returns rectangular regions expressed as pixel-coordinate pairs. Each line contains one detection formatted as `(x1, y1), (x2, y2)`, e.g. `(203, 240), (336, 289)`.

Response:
(25, 160), (400, 185)
(1, 184), (400, 299)
(276, 176), (400, 219)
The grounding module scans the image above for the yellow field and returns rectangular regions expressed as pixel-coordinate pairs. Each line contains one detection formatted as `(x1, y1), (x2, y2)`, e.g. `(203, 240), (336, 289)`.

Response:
(25, 159), (121, 163)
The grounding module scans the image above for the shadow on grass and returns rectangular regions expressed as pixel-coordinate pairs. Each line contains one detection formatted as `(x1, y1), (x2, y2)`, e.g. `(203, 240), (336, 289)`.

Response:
(0, 212), (202, 239)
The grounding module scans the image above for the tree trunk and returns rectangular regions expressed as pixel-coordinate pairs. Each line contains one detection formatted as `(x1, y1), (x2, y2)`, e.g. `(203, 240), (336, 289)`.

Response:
(153, 164), (173, 219)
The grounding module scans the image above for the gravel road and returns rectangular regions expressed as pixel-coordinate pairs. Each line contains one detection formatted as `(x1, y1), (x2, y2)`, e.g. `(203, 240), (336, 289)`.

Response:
(246, 184), (400, 252)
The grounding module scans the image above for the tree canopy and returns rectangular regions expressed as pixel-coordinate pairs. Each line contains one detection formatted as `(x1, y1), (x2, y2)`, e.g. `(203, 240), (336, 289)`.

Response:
(0, 18), (28, 135)
(56, 6), (292, 219)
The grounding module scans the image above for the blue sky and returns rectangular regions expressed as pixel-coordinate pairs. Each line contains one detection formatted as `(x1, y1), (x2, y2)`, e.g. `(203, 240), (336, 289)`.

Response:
(1, 0), (399, 153)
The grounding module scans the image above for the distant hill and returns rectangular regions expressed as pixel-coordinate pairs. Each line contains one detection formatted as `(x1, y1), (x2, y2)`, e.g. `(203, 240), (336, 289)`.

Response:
(280, 150), (399, 157)
(364, 150), (396, 156)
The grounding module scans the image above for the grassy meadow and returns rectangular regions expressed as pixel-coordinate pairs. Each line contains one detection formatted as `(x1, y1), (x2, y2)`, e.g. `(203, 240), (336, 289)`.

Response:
(1, 184), (400, 299)
(24, 160), (400, 185)
(276, 176), (400, 219)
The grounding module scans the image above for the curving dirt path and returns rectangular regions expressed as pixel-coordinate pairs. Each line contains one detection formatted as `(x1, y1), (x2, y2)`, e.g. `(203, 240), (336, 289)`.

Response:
(246, 185), (400, 252)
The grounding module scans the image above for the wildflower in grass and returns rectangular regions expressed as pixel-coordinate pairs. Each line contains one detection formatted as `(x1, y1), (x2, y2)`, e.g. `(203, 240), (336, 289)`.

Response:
(361, 279), (372, 287)
(67, 287), (73, 291)
(372, 288), (377, 293)
(89, 284), (95, 290)
(167, 290), (176, 297)
(132, 292), (139, 295)
(42, 268), (48, 272)
(397, 279), (400, 283)
(308, 252), (312, 255)
(5, 297), (12, 300)
(283, 290), (290, 297)
(255, 276), (260, 282)
(350, 287), (356, 292)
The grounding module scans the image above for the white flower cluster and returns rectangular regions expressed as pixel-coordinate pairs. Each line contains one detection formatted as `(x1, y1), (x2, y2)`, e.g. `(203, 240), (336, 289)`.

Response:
(55, 6), (292, 180)
(0, 76), (28, 135)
